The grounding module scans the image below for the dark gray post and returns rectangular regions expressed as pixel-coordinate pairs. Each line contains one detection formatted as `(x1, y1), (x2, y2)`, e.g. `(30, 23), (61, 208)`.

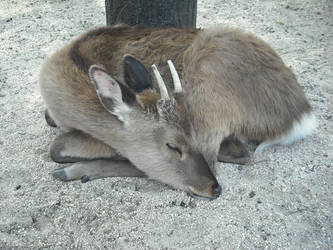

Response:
(105, 0), (197, 28)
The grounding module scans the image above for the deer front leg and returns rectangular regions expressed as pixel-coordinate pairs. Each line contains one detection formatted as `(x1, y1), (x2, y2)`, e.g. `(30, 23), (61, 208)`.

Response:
(53, 159), (146, 182)
(218, 135), (251, 165)
(50, 130), (126, 163)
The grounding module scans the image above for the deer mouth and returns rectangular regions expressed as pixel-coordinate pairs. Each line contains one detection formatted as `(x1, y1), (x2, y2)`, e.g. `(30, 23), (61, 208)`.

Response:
(188, 192), (216, 201)
(188, 184), (221, 200)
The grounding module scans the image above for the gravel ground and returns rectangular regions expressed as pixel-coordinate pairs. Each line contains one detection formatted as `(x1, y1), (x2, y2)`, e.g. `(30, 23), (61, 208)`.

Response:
(0, 0), (332, 248)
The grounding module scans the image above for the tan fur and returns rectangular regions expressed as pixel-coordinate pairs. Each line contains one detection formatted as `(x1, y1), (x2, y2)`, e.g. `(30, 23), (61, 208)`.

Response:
(136, 89), (160, 111)
(182, 26), (312, 163)
(40, 24), (313, 198)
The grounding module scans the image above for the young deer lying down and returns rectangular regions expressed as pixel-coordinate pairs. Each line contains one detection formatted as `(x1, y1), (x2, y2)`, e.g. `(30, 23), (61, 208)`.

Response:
(39, 24), (316, 200)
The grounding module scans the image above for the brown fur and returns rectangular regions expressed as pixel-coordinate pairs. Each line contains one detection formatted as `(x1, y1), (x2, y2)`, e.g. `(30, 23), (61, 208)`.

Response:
(136, 89), (160, 111)
(40, 24), (313, 198)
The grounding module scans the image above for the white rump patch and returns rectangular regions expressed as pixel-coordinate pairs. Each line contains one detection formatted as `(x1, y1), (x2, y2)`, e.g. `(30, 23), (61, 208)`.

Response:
(255, 112), (317, 156)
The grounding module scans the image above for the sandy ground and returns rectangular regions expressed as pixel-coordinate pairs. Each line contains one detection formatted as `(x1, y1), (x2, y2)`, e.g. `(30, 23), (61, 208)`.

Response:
(0, 0), (332, 248)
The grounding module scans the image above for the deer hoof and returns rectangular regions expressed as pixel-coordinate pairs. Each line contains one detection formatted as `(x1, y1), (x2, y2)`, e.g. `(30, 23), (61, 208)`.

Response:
(81, 175), (90, 183)
(52, 167), (68, 181)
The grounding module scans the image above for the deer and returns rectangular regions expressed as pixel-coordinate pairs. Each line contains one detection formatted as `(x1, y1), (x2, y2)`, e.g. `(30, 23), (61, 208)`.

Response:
(39, 24), (316, 200)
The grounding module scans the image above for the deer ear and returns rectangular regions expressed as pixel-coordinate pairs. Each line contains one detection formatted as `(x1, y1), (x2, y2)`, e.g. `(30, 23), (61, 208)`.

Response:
(123, 55), (153, 93)
(89, 65), (131, 125)
(122, 55), (160, 110)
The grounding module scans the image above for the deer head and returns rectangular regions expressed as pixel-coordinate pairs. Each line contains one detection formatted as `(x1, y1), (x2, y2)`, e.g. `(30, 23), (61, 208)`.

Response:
(88, 56), (221, 199)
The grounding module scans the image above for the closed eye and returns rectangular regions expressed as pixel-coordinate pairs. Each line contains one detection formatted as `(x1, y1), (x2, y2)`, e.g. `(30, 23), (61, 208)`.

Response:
(166, 143), (182, 157)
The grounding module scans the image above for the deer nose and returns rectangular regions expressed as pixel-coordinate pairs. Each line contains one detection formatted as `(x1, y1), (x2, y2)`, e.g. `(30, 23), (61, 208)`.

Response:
(213, 183), (221, 198)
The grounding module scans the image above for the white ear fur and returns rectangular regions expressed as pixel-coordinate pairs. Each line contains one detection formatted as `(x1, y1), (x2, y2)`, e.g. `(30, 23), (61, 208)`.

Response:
(89, 65), (132, 126)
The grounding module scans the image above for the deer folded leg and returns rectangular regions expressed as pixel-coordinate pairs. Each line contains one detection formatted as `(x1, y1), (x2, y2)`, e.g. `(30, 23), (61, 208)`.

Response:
(53, 159), (146, 182)
(50, 130), (126, 163)
(218, 135), (251, 165)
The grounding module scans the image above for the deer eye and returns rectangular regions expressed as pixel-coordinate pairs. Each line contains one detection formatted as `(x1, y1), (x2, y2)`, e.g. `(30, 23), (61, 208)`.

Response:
(166, 143), (182, 157)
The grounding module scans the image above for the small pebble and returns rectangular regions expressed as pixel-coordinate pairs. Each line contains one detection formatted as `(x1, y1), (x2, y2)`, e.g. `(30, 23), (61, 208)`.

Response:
(189, 200), (197, 208)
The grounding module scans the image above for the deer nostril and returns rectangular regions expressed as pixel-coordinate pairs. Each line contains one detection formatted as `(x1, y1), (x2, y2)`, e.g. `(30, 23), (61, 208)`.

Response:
(213, 183), (221, 197)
